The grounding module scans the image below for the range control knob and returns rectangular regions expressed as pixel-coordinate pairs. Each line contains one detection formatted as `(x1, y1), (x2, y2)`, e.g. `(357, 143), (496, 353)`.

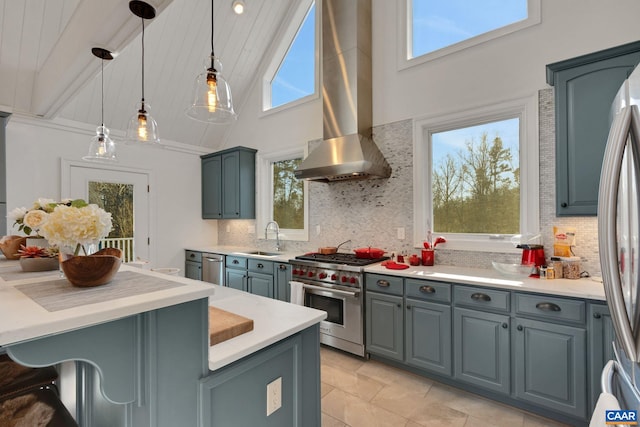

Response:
(350, 277), (357, 284)
(341, 276), (348, 283)
(292, 269), (299, 275)
(331, 274), (337, 281)
(319, 272), (328, 279)
(308, 271), (315, 278)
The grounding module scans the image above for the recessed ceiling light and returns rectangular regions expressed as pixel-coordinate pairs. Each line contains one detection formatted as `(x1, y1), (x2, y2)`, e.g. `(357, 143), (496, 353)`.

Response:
(232, 1), (245, 15)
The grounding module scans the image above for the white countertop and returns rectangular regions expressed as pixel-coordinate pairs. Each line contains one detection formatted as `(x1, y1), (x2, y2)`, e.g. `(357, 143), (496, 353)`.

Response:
(207, 285), (326, 371)
(364, 264), (606, 301)
(186, 245), (299, 263)
(0, 264), (215, 346)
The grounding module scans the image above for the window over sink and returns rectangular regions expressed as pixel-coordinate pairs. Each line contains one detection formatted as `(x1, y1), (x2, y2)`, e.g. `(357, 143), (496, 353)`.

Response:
(413, 96), (539, 252)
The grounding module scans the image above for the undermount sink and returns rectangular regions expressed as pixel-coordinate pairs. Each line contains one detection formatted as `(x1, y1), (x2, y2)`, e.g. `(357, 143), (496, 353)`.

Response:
(236, 251), (281, 257)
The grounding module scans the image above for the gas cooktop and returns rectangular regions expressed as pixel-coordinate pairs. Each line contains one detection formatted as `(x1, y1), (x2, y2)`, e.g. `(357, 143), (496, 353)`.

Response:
(293, 252), (389, 267)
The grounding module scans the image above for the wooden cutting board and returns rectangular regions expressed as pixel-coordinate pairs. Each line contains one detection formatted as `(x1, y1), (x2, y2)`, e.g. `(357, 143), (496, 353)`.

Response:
(208, 306), (254, 346)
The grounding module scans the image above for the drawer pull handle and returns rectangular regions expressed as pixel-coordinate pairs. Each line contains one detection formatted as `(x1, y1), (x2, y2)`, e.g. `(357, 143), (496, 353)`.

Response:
(517, 325), (523, 331)
(233, 260), (239, 265)
(536, 302), (561, 312)
(377, 280), (390, 287)
(593, 313), (602, 319)
(419, 285), (435, 294)
(257, 263), (264, 269)
(190, 253), (195, 258)
(471, 292), (491, 302)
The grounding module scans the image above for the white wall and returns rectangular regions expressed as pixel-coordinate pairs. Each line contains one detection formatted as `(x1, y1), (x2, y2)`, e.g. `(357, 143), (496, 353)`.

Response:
(226, 0), (640, 151)
(5, 117), (217, 272)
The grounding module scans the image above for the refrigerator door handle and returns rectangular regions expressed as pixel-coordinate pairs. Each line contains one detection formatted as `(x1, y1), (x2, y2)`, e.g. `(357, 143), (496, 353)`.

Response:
(599, 105), (638, 362)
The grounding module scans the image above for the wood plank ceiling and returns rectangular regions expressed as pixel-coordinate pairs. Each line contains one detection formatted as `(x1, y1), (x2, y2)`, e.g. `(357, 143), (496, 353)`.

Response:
(0, 0), (297, 149)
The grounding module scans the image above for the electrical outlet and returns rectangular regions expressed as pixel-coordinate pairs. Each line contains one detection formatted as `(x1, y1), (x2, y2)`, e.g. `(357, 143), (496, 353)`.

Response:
(266, 377), (282, 416)
(397, 227), (405, 240)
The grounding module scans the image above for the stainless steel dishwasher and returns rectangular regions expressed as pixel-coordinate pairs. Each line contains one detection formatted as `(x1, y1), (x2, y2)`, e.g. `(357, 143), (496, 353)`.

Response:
(202, 253), (225, 285)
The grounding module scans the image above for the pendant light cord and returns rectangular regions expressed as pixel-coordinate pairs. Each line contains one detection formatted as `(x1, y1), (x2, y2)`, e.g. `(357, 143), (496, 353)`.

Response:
(141, 17), (146, 105)
(210, 0), (216, 70)
(101, 57), (104, 127)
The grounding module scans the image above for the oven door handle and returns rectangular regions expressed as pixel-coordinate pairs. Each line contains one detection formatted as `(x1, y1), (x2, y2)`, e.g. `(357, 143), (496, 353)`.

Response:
(302, 283), (360, 298)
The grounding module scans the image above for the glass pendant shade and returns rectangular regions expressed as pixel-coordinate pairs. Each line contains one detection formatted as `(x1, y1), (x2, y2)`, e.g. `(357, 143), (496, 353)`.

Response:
(186, 56), (237, 123)
(125, 101), (159, 145)
(83, 125), (117, 162)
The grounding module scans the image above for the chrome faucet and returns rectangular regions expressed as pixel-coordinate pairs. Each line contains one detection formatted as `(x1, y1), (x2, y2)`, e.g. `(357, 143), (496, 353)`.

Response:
(265, 221), (281, 251)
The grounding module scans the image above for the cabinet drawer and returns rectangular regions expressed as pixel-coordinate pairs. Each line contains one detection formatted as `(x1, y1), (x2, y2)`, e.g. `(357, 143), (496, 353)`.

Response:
(366, 274), (403, 296)
(185, 250), (202, 263)
(248, 259), (273, 274)
(405, 279), (451, 303)
(226, 256), (247, 269)
(515, 293), (586, 325)
(454, 285), (510, 313)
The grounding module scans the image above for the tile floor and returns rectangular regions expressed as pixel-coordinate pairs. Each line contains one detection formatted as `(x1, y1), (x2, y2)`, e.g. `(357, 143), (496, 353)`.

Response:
(320, 346), (571, 427)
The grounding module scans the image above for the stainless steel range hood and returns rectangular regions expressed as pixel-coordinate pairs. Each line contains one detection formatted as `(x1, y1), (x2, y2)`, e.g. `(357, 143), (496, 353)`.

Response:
(294, 0), (391, 182)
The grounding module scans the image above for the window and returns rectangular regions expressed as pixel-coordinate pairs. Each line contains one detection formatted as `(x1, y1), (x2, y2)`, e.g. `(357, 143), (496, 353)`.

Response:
(401, 0), (540, 67)
(263, 0), (318, 112)
(257, 149), (309, 242)
(413, 96), (539, 252)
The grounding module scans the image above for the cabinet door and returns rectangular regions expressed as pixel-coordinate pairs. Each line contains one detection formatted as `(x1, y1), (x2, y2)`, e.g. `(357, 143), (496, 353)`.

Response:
(221, 151), (240, 218)
(589, 303), (615, 413)
(406, 298), (451, 376)
(514, 317), (587, 419)
(184, 260), (202, 281)
(201, 155), (222, 219)
(226, 269), (246, 291)
(248, 272), (274, 298)
(454, 307), (510, 395)
(366, 292), (403, 361)
(548, 44), (640, 215)
(275, 263), (291, 302)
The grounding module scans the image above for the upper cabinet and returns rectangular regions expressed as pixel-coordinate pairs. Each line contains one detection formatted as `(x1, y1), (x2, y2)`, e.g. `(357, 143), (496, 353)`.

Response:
(547, 41), (640, 216)
(201, 147), (257, 219)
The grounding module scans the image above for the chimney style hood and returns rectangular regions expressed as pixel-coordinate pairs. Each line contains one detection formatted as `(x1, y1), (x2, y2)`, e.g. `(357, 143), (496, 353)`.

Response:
(294, 0), (391, 182)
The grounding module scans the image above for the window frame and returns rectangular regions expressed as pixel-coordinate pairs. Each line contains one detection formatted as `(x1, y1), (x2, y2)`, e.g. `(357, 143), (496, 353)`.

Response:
(398, 0), (541, 70)
(261, 0), (320, 115)
(257, 148), (309, 242)
(412, 95), (539, 253)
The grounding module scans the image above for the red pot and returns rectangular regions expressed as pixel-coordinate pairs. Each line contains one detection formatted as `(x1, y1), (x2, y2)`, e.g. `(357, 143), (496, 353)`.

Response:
(354, 247), (386, 259)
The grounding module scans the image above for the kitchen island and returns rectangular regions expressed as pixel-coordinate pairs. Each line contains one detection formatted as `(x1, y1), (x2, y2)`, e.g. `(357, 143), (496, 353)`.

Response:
(0, 262), (325, 427)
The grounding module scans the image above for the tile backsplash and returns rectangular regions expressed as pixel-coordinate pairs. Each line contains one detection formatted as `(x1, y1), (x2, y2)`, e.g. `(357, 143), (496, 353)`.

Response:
(219, 88), (601, 277)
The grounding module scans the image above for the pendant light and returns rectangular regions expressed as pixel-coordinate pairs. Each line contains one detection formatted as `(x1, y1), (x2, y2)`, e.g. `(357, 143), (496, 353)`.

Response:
(125, 0), (160, 145)
(185, 0), (237, 123)
(83, 48), (117, 162)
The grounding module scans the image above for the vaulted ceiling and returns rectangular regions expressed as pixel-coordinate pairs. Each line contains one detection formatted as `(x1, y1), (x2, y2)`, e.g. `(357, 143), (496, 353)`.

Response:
(0, 0), (297, 149)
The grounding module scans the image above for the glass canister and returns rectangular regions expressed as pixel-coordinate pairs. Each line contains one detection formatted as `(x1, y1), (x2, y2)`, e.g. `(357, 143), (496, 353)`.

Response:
(562, 258), (581, 279)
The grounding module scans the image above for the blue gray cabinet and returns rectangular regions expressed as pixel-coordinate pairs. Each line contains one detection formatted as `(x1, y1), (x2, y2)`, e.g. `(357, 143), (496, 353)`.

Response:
(185, 250), (202, 280)
(201, 146), (257, 219)
(547, 41), (640, 215)
(588, 303), (615, 413)
(406, 299), (451, 376)
(366, 291), (403, 361)
(275, 263), (292, 302)
(199, 324), (321, 427)
(514, 317), (587, 419)
(225, 255), (276, 298)
(453, 307), (510, 395)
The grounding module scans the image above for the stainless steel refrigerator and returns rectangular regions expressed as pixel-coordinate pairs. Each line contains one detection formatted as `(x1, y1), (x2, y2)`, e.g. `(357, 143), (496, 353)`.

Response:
(596, 64), (640, 422)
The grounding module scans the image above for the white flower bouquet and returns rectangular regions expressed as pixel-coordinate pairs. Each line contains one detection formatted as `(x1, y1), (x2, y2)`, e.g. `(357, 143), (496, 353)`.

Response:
(8, 198), (72, 236)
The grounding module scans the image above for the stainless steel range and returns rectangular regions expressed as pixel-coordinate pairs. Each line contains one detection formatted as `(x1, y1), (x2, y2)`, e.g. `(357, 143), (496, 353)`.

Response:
(289, 253), (388, 357)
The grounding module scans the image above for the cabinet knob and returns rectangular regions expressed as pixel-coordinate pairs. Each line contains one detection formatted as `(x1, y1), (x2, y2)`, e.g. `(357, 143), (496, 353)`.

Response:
(593, 313), (602, 319)
(279, 264), (287, 270)
(406, 305), (411, 310)
(257, 263), (264, 269)
(377, 280), (390, 287)
(561, 202), (568, 208)
(471, 292), (491, 302)
(517, 325), (523, 331)
(397, 303), (402, 308)
(535, 302), (561, 312)
(419, 285), (435, 294)
(502, 323), (508, 329)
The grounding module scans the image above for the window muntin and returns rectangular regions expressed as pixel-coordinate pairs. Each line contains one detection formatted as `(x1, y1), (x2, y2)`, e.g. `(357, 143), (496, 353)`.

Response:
(432, 118), (520, 235)
(413, 96), (539, 252)
(263, 1), (318, 112)
(411, 0), (528, 58)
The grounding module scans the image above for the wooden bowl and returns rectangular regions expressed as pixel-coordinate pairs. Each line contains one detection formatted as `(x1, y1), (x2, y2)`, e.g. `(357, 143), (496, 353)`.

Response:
(0, 236), (27, 260)
(59, 248), (123, 287)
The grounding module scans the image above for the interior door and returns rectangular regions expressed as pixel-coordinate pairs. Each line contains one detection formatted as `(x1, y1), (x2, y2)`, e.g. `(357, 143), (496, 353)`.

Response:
(62, 162), (150, 263)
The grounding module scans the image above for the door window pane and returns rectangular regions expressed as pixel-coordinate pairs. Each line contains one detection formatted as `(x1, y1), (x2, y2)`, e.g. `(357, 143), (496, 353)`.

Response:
(88, 181), (135, 261)
(432, 118), (520, 234)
